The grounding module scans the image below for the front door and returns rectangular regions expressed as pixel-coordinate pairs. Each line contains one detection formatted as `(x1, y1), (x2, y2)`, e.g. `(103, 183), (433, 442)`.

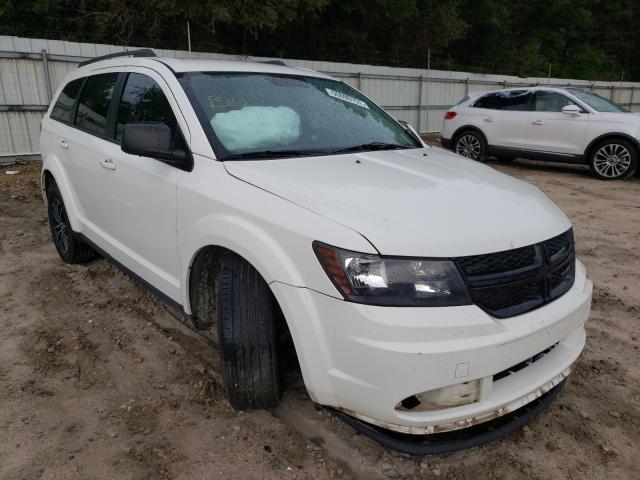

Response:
(525, 90), (589, 156)
(95, 70), (189, 302)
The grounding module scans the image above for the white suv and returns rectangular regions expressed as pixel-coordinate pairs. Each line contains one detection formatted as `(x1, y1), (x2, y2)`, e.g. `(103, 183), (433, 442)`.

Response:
(40, 50), (592, 452)
(441, 86), (639, 180)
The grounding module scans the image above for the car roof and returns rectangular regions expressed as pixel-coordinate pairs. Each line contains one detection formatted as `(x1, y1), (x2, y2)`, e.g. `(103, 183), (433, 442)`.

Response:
(471, 86), (589, 96)
(75, 55), (333, 80)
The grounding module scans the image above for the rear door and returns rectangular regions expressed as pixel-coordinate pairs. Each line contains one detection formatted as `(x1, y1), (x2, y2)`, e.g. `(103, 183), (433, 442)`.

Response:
(479, 90), (532, 149)
(525, 90), (589, 155)
(64, 71), (123, 234)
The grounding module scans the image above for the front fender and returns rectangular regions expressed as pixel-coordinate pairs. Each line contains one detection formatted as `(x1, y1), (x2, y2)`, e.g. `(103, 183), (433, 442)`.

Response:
(179, 212), (311, 313)
(177, 158), (377, 314)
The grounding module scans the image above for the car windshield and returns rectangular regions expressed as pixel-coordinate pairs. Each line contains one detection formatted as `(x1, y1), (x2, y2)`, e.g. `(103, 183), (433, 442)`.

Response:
(179, 72), (418, 160)
(570, 91), (628, 113)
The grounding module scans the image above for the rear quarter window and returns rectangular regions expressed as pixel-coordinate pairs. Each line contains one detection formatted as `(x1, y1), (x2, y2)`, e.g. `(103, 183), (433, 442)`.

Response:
(50, 78), (84, 123)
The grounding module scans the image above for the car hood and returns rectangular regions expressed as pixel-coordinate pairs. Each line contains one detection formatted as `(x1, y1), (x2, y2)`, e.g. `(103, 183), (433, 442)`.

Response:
(224, 147), (571, 257)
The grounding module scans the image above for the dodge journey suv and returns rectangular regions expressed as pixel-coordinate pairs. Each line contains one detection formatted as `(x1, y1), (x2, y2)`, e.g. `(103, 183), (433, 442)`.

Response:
(40, 50), (592, 452)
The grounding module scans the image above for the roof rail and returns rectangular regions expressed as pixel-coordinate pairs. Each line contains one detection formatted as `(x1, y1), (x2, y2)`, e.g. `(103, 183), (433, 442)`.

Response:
(258, 59), (287, 66)
(78, 48), (157, 68)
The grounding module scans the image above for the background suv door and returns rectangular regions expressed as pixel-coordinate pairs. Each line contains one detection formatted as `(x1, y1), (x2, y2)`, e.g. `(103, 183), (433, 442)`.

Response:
(526, 90), (589, 156)
(472, 90), (532, 150)
(95, 69), (189, 302)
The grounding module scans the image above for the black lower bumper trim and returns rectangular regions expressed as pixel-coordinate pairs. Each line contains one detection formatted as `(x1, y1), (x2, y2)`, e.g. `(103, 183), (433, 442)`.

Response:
(321, 380), (565, 455)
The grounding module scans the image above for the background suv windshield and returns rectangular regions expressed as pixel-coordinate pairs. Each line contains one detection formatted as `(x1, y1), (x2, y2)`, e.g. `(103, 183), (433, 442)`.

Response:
(180, 72), (417, 159)
(570, 91), (627, 112)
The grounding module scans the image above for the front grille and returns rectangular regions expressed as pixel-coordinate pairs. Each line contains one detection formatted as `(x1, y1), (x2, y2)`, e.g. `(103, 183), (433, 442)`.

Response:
(455, 229), (575, 318)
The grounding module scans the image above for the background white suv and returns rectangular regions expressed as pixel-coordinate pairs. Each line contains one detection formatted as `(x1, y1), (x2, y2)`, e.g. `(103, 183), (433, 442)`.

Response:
(441, 86), (639, 180)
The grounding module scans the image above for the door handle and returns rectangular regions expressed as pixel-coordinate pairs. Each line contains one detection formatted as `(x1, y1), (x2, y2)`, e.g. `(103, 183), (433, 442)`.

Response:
(532, 120), (544, 125)
(99, 158), (116, 171)
(58, 139), (69, 149)
(484, 117), (495, 123)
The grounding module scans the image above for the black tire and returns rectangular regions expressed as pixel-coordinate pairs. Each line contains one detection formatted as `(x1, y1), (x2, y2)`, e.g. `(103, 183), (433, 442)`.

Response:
(217, 253), (281, 410)
(589, 138), (638, 180)
(454, 130), (487, 162)
(46, 182), (96, 264)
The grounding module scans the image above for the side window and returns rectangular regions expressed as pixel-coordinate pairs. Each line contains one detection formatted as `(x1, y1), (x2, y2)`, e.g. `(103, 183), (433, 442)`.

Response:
(473, 93), (496, 109)
(492, 90), (532, 111)
(534, 91), (577, 112)
(75, 73), (119, 136)
(50, 78), (84, 123)
(115, 73), (180, 147)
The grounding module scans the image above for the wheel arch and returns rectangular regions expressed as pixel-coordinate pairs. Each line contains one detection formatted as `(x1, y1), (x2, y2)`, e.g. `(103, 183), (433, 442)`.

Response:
(451, 125), (489, 146)
(185, 243), (306, 392)
(40, 158), (83, 231)
(180, 215), (316, 316)
(584, 132), (640, 162)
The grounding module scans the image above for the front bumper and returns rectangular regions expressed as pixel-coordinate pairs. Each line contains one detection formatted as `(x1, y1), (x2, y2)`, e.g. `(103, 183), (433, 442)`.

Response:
(271, 260), (591, 433)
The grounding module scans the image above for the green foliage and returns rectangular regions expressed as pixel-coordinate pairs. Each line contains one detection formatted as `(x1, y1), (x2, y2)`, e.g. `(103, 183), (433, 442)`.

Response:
(0, 0), (637, 80)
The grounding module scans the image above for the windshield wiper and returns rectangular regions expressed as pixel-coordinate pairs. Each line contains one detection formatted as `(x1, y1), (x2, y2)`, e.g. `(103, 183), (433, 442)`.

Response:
(222, 149), (326, 161)
(330, 142), (412, 154)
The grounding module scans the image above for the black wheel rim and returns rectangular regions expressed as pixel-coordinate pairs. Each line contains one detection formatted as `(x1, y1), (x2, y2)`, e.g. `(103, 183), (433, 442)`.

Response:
(51, 198), (71, 253)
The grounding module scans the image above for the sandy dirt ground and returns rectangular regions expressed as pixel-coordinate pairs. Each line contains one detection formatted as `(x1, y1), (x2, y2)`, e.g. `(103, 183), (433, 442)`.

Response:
(1, 158), (639, 480)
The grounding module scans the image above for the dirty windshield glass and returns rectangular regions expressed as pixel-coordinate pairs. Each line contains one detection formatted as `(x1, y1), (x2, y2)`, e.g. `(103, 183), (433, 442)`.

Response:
(180, 72), (418, 160)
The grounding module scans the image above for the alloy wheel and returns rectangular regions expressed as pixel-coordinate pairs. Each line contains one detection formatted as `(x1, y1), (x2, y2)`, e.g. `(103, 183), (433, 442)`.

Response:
(593, 143), (632, 178)
(456, 134), (481, 160)
(51, 198), (71, 253)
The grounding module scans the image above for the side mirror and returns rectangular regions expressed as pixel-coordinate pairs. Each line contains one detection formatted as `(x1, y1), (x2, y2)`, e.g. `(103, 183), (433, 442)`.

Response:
(397, 120), (426, 147)
(121, 122), (187, 166)
(561, 104), (581, 116)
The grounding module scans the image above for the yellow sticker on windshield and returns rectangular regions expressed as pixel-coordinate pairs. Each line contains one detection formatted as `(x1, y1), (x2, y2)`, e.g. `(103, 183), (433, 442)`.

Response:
(208, 96), (248, 110)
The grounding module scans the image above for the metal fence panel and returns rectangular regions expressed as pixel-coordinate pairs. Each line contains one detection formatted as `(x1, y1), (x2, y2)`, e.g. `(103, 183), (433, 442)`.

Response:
(2, 34), (640, 155)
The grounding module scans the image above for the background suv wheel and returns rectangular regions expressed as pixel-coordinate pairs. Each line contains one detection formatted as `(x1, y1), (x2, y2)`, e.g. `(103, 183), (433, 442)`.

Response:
(454, 130), (487, 162)
(589, 139), (638, 180)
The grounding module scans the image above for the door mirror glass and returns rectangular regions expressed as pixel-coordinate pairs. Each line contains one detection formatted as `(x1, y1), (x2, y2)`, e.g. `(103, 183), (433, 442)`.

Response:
(561, 104), (581, 115)
(121, 122), (186, 165)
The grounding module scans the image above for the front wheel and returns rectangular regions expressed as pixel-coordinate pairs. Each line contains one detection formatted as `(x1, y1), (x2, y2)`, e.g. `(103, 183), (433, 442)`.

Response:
(589, 139), (638, 180)
(454, 131), (487, 162)
(217, 253), (281, 410)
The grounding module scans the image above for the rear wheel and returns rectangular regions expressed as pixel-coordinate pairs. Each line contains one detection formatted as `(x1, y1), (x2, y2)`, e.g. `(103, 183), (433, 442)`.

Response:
(589, 139), (638, 180)
(46, 182), (96, 263)
(217, 253), (281, 410)
(454, 130), (487, 162)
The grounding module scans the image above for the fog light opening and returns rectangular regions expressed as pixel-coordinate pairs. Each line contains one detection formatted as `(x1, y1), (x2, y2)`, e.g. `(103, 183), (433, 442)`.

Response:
(396, 380), (481, 412)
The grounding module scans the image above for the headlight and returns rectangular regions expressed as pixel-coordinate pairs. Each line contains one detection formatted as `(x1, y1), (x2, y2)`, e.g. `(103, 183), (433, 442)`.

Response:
(313, 242), (471, 306)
